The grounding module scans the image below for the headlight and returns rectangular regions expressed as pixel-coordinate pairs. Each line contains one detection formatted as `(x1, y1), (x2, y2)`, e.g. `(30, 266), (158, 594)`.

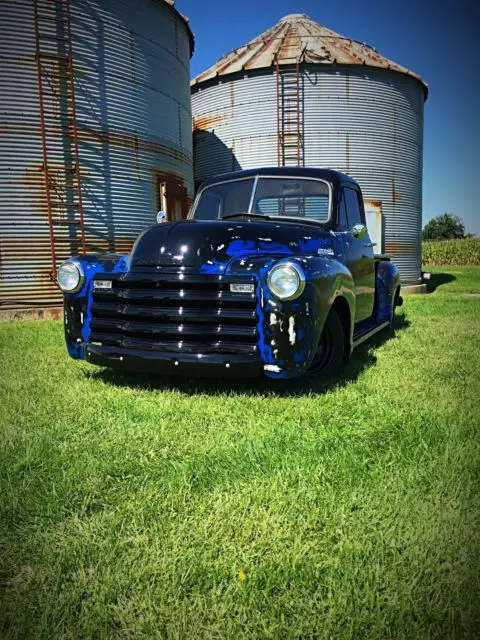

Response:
(267, 262), (305, 300)
(57, 261), (84, 293)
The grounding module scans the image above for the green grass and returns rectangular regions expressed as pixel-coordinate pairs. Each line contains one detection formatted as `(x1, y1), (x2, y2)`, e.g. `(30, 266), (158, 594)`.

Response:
(1, 266), (479, 639)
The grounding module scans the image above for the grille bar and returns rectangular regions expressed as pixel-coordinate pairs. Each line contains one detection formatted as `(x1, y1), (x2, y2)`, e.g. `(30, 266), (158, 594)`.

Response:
(92, 288), (255, 305)
(118, 273), (255, 286)
(91, 301), (257, 322)
(90, 333), (257, 355)
(90, 318), (257, 339)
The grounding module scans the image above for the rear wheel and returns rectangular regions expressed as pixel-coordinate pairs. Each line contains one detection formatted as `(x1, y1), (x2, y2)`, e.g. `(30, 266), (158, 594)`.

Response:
(307, 308), (345, 377)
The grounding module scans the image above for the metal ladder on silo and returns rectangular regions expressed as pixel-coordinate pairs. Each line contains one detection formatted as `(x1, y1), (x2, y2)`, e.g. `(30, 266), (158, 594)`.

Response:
(33, 0), (86, 281)
(276, 59), (303, 168)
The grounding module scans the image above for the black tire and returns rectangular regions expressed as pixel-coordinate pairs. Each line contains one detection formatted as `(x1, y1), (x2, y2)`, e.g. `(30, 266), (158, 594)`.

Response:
(307, 308), (345, 377)
(390, 287), (401, 328)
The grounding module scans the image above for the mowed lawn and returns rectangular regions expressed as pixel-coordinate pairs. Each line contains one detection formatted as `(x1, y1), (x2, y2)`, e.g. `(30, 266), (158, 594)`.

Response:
(1, 266), (479, 639)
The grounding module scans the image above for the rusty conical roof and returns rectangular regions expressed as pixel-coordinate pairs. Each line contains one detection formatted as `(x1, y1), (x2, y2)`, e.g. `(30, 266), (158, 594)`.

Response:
(191, 13), (427, 95)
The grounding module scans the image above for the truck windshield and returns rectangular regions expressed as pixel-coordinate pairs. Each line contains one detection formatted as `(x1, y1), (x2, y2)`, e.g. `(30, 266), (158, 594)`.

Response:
(191, 177), (330, 222)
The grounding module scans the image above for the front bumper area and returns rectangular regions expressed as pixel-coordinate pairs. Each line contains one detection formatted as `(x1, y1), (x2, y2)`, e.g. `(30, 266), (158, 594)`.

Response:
(85, 344), (262, 378)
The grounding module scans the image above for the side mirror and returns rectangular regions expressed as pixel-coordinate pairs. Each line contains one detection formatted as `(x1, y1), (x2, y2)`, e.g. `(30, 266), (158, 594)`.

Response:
(157, 210), (167, 223)
(351, 223), (367, 239)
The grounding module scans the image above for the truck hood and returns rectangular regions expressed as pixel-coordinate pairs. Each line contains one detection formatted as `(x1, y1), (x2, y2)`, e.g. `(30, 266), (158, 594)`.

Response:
(130, 220), (338, 272)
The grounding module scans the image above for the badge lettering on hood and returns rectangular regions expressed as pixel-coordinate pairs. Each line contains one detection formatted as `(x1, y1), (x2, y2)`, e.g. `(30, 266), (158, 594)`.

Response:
(317, 247), (334, 256)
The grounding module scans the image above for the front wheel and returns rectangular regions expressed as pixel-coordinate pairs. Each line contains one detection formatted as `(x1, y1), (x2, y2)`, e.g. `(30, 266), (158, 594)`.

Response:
(307, 308), (345, 377)
(389, 287), (401, 328)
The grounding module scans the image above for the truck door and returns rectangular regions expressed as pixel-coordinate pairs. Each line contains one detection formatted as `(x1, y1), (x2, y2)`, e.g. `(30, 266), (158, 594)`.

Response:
(339, 187), (376, 323)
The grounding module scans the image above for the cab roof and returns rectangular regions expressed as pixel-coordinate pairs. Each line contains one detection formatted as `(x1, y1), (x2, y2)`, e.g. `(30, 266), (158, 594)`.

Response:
(199, 167), (360, 191)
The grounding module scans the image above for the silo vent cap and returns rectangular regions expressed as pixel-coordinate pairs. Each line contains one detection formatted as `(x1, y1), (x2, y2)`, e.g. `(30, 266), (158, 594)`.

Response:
(279, 14), (310, 21)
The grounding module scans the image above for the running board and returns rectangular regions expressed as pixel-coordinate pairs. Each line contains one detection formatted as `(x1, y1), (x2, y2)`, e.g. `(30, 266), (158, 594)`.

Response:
(352, 320), (390, 348)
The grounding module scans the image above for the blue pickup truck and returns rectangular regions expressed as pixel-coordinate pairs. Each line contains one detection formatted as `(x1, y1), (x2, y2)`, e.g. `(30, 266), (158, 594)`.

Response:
(59, 167), (402, 379)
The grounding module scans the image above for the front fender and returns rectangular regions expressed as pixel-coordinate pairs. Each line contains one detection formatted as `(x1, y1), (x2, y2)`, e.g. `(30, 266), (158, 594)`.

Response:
(375, 260), (401, 324)
(231, 255), (354, 379)
(63, 254), (129, 359)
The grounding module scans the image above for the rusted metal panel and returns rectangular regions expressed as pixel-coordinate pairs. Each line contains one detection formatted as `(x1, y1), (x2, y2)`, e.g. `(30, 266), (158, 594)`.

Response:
(192, 18), (426, 284)
(193, 113), (225, 132)
(0, 0), (194, 308)
(0, 306), (63, 323)
(191, 13), (428, 98)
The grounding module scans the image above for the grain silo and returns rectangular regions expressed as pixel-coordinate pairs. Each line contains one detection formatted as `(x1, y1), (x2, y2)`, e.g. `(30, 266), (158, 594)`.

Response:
(0, 0), (194, 309)
(191, 14), (427, 286)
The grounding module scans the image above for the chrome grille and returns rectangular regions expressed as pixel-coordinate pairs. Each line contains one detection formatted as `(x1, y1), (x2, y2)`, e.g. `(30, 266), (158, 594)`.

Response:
(89, 272), (258, 356)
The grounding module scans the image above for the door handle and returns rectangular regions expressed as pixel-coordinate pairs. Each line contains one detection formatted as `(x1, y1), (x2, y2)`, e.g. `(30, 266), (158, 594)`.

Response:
(363, 241), (376, 248)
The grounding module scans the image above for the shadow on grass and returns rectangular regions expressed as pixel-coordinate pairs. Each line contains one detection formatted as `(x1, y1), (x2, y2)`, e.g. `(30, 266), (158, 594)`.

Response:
(426, 272), (456, 292)
(84, 313), (410, 397)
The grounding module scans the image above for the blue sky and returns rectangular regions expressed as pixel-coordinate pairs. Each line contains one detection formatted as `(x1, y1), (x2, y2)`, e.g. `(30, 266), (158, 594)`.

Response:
(180, 0), (479, 234)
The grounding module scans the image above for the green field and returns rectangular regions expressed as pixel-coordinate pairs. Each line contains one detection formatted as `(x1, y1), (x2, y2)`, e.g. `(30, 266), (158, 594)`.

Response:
(1, 266), (479, 639)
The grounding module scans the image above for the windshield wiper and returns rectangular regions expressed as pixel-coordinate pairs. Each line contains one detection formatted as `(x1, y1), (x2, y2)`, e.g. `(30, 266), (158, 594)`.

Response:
(221, 213), (272, 220)
(274, 216), (326, 226)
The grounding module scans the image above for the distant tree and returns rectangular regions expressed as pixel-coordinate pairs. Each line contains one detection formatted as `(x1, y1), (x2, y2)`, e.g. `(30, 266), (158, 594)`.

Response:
(422, 214), (465, 240)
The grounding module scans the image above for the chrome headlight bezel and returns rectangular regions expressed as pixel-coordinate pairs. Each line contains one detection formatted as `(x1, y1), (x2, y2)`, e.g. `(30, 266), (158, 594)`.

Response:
(267, 261), (306, 301)
(57, 260), (85, 294)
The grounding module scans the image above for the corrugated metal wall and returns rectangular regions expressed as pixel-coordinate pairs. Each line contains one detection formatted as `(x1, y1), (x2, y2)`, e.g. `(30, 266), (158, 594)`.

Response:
(0, 0), (194, 307)
(192, 66), (424, 284)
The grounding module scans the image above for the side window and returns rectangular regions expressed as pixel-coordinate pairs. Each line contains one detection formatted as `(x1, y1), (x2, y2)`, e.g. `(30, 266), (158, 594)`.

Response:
(338, 190), (349, 229)
(344, 188), (362, 227)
